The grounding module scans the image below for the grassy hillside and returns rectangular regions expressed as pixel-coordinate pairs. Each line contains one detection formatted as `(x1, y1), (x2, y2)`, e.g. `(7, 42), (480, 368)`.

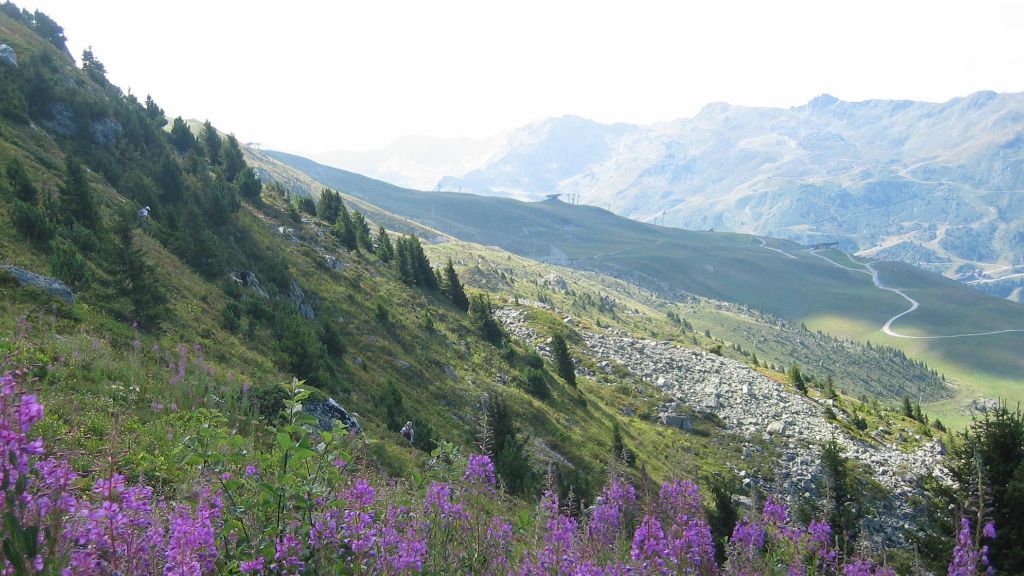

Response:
(267, 151), (1024, 422)
(0, 5), (784, 510)
(424, 240), (950, 403)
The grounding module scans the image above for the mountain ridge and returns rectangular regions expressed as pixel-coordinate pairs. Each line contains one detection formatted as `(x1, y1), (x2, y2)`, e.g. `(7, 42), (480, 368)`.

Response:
(311, 91), (1024, 291)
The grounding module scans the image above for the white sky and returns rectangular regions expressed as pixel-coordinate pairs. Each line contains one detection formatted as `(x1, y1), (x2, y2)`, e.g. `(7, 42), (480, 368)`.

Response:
(22, 0), (1024, 154)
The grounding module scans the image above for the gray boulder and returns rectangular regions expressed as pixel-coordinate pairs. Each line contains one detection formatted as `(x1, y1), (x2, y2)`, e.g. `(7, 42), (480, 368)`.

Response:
(1, 266), (74, 304)
(289, 279), (315, 319)
(0, 44), (16, 67)
(303, 398), (362, 434)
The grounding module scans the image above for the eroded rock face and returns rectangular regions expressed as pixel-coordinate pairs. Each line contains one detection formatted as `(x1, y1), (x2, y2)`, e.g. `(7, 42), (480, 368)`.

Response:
(0, 44), (17, 68)
(1, 265), (73, 304)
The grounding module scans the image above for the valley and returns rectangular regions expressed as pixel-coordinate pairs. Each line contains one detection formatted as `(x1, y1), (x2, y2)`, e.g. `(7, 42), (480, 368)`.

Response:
(0, 3), (1021, 573)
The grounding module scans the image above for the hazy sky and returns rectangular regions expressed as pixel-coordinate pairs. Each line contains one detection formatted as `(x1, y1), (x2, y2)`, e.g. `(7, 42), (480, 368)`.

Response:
(23, 0), (1024, 154)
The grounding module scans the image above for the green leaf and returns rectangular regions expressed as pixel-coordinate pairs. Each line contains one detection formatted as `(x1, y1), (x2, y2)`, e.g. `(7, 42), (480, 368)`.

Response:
(276, 432), (293, 452)
(292, 448), (316, 462)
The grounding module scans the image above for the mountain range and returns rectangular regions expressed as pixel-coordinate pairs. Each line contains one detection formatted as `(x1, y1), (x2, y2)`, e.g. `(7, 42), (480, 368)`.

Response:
(315, 93), (1024, 295)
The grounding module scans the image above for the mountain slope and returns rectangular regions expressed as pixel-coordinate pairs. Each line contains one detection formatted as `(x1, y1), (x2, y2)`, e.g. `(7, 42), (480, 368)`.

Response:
(267, 151), (1024, 421)
(324, 94), (1024, 285)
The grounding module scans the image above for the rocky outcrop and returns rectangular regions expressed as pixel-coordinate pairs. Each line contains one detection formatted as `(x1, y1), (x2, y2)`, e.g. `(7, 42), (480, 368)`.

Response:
(288, 280), (315, 319)
(1, 266), (74, 304)
(231, 270), (269, 299)
(304, 398), (362, 434)
(0, 44), (17, 68)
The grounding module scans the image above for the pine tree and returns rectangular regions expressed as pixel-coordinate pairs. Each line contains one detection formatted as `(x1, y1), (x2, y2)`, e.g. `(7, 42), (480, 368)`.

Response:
(375, 226), (394, 262)
(481, 393), (537, 496)
(222, 134), (246, 182)
(113, 208), (167, 329)
(821, 437), (860, 553)
(81, 46), (107, 83)
(155, 153), (185, 203)
(442, 258), (469, 312)
(144, 95), (166, 127)
(60, 157), (99, 230)
(334, 204), (357, 250)
(237, 167), (262, 202)
(297, 196), (317, 215)
(317, 188), (342, 224)
(170, 117), (195, 152)
(201, 120), (221, 165)
(469, 294), (503, 345)
(902, 396), (914, 419)
(788, 363), (807, 395)
(551, 334), (576, 387)
(406, 235), (437, 290)
(352, 211), (373, 252)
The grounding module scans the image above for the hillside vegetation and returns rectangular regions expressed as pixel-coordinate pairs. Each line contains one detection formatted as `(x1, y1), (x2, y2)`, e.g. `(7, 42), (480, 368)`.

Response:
(265, 151), (1024, 422)
(1, 5), (1022, 575)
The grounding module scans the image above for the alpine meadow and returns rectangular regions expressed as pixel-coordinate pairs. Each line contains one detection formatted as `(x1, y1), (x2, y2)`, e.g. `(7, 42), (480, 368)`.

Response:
(1, 3), (1023, 576)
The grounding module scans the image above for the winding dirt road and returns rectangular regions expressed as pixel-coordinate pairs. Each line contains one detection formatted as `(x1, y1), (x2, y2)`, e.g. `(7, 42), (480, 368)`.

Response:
(810, 250), (1024, 340)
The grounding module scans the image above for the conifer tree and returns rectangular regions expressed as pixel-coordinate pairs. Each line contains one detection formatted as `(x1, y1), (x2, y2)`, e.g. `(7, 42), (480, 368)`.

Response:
(237, 167), (262, 202)
(469, 294), (503, 345)
(144, 95), (166, 127)
(375, 226), (394, 263)
(408, 235), (437, 289)
(114, 208), (167, 329)
(352, 211), (374, 252)
(788, 363), (807, 395)
(222, 134), (246, 181)
(170, 117), (195, 152)
(902, 396), (914, 419)
(317, 188), (342, 224)
(336, 205), (358, 250)
(201, 120), (221, 165)
(442, 258), (470, 312)
(551, 334), (576, 386)
(60, 157), (98, 230)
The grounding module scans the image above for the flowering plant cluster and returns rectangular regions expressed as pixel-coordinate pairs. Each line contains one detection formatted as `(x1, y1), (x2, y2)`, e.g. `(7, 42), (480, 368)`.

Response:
(0, 368), (998, 575)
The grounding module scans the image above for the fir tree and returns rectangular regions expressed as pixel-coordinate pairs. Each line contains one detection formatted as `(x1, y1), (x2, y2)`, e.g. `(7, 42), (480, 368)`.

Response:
(352, 211), (373, 252)
(237, 167), (262, 202)
(317, 188), (342, 224)
(821, 437), (860, 553)
(222, 134), (246, 182)
(170, 117), (195, 152)
(375, 226), (394, 263)
(297, 195), (317, 216)
(442, 258), (469, 312)
(469, 294), (503, 345)
(788, 363), (807, 395)
(201, 120), (221, 165)
(144, 95), (166, 127)
(481, 393), (537, 496)
(60, 157), (99, 231)
(902, 396), (914, 419)
(334, 203), (357, 250)
(551, 334), (576, 387)
(113, 208), (167, 329)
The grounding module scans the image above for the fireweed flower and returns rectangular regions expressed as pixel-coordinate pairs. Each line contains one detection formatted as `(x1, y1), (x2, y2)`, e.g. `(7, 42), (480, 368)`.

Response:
(424, 481), (468, 523)
(949, 517), (996, 576)
(587, 480), (637, 548)
(464, 454), (497, 487)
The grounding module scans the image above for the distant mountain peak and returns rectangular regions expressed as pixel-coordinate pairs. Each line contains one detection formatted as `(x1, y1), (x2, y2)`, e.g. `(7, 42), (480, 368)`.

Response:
(807, 93), (840, 109)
